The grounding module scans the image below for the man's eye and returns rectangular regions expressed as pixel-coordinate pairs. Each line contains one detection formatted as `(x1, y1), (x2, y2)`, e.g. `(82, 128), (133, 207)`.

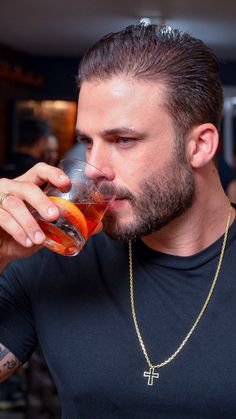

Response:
(115, 137), (135, 145)
(77, 137), (93, 145)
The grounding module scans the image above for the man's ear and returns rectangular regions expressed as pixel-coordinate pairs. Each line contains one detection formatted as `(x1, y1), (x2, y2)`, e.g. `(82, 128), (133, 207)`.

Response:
(186, 123), (219, 168)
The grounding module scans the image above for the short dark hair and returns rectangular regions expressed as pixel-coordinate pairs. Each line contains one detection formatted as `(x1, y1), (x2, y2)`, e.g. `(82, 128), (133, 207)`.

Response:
(17, 116), (50, 147)
(78, 24), (223, 137)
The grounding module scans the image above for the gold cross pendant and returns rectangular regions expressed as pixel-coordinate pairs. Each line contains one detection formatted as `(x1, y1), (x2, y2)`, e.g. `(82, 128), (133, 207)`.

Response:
(143, 367), (159, 385)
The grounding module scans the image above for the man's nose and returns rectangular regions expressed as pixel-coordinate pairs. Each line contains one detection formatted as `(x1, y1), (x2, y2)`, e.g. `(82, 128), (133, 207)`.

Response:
(85, 143), (115, 181)
(85, 161), (106, 181)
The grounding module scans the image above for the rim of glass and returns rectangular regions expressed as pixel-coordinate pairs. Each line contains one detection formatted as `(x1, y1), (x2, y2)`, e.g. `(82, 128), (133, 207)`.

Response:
(58, 158), (107, 176)
(58, 158), (116, 194)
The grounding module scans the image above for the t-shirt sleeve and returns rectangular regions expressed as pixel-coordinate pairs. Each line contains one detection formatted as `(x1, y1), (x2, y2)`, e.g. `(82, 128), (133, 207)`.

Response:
(0, 256), (39, 364)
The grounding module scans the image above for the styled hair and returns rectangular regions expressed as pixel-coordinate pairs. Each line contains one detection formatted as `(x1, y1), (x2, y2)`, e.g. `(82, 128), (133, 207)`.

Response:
(17, 116), (50, 147)
(78, 24), (223, 137)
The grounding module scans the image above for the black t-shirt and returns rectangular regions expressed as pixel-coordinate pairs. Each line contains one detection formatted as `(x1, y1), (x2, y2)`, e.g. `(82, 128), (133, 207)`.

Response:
(1, 222), (236, 418)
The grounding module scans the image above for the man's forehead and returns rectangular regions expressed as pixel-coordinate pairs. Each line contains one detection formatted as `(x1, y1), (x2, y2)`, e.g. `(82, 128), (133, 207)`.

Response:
(79, 76), (167, 100)
(76, 77), (169, 134)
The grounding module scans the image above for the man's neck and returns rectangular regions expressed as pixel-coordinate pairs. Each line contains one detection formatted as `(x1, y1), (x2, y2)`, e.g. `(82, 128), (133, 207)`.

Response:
(141, 195), (234, 257)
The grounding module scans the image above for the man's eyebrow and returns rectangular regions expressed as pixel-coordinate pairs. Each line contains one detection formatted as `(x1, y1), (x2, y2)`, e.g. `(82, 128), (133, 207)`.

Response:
(75, 129), (88, 138)
(76, 127), (145, 138)
(101, 128), (144, 137)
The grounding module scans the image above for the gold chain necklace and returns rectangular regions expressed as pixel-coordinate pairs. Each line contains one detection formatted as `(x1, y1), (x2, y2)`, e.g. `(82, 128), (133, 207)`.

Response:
(128, 201), (232, 386)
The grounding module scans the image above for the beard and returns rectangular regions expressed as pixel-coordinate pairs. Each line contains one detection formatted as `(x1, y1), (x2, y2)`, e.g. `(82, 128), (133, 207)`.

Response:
(103, 144), (194, 241)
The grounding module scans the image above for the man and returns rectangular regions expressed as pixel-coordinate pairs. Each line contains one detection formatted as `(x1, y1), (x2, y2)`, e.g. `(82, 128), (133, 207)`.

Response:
(0, 116), (50, 178)
(43, 133), (59, 166)
(0, 24), (235, 418)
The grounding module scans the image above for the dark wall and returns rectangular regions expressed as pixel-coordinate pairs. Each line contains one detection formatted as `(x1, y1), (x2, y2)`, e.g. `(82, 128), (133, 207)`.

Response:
(220, 61), (236, 86)
(28, 55), (80, 101)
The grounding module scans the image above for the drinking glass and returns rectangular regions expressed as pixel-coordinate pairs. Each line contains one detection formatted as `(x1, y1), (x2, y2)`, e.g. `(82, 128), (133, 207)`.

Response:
(32, 158), (116, 256)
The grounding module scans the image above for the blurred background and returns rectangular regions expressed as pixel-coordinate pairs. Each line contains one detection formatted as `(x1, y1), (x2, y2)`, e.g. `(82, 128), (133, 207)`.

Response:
(0, 0), (236, 417)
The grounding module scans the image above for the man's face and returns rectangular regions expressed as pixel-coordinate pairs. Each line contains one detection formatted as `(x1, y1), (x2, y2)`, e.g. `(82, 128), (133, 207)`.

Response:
(77, 76), (194, 240)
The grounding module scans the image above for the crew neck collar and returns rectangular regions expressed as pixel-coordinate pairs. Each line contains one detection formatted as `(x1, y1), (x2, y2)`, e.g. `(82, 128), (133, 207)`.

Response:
(133, 218), (236, 270)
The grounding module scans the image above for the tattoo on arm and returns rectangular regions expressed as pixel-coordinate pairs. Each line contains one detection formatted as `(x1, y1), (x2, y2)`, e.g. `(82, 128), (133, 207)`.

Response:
(0, 344), (21, 380)
(3, 359), (18, 370)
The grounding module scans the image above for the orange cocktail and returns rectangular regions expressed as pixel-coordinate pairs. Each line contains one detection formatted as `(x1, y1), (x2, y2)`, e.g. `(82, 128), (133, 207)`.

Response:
(33, 159), (116, 256)
(36, 198), (109, 256)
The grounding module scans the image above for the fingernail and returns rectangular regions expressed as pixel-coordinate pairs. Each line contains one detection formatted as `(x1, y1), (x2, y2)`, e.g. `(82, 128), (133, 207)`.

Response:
(47, 206), (58, 216)
(25, 238), (33, 247)
(34, 231), (45, 243)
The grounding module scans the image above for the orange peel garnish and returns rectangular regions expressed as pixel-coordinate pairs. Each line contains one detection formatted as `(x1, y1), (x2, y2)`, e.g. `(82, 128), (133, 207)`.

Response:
(48, 196), (88, 240)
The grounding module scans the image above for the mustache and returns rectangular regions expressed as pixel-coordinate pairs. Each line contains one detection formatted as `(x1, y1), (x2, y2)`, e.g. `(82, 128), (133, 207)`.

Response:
(115, 187), (134, 201)
(97, 181), (134, 202)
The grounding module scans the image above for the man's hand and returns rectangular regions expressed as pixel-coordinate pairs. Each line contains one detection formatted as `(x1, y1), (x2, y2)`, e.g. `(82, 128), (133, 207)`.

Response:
(0, 163), (70, 270)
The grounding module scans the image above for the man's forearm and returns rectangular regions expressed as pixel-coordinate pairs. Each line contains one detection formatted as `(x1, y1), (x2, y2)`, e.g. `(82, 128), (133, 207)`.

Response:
(0, 344), (21, 382)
